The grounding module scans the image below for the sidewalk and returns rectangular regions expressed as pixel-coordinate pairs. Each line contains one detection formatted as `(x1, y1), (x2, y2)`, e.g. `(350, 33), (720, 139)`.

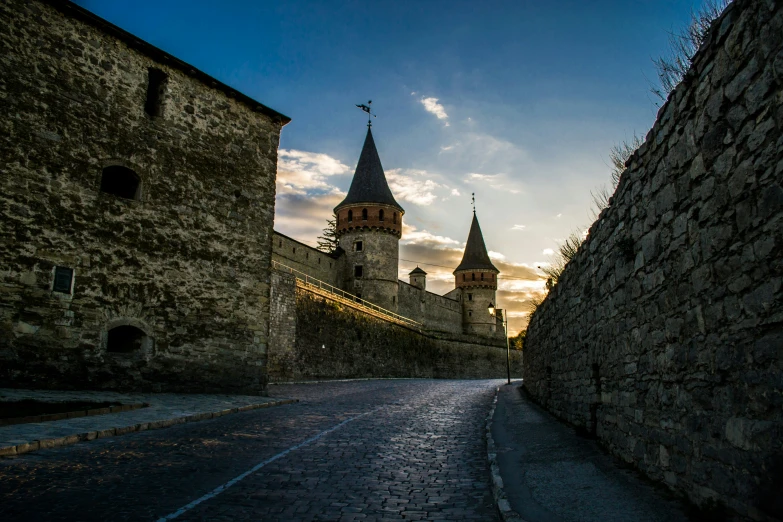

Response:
(0, 388), (296, 457)
(491, 383), (691, 522)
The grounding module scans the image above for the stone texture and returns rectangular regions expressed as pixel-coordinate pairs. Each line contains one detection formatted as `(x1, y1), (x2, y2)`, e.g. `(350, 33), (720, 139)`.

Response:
(524, 1), (782, 520)
(0, 0), (286, 394)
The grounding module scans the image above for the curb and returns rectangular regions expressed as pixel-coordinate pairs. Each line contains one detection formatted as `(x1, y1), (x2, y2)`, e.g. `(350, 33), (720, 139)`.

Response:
(0, 398), (298, 457)
(486, 386), (528, 522)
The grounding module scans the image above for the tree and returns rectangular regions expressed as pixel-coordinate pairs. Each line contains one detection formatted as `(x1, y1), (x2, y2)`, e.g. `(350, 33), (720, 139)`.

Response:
(509, 330), (526, 351)
(316, 218), (339, 254)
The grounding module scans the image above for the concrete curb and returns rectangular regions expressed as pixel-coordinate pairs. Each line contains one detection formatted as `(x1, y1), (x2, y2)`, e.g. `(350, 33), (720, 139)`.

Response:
(0, 398), (298, 457)
(486, 386), (528, 522)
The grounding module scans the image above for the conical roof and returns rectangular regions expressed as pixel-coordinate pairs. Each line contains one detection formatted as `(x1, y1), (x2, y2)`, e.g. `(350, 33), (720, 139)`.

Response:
(335, 128), (404, 213)
(454, 213), (498, 273)
(409, 266), (427, 275)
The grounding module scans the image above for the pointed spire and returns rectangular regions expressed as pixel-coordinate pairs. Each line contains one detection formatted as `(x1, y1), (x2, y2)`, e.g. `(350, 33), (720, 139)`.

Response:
(454, 213), (498, 273)
(409, 266), (427, 275)
(334, 128), (404, 213)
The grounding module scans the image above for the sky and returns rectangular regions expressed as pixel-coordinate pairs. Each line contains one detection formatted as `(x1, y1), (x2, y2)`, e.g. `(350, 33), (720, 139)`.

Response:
(76, 0), (700, 335)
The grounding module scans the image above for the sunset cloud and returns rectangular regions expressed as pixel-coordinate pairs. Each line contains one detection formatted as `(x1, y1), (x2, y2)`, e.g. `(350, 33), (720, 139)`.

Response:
(386, 169), (443, 206)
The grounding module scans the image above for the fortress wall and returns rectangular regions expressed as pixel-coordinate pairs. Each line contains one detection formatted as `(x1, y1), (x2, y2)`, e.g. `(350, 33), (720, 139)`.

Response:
(272, 231), (341, 286)
(267, 279), (518, 382)
(523, 0), (783, 518)
(397, 281), (462, 334)
(0, 0), (284, 394)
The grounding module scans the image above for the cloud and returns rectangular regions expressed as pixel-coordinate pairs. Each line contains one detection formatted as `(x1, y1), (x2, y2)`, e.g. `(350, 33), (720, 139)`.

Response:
(542, 248), (555, 255)
(451, 189), (461, 196)
(440, 145), (454, 152)
(276, 149), (352, 194)
(511, 224), (526, 231)
(465, 172), (522, 194)
(386, 169), (449, 206)
(418, 96), (450, 126)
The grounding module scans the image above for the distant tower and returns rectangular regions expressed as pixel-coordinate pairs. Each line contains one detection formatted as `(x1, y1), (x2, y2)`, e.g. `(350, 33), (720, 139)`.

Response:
(409, 266), (427, 290)
(334, 127), (404, 311)
(454, 212), (499, 335)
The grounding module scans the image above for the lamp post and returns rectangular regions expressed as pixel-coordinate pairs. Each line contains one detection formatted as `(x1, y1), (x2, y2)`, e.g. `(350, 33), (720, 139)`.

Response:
(488, 303), (511, 385)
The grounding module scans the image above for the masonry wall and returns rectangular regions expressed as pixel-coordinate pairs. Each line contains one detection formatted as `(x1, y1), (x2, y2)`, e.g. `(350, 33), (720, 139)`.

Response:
(267, 284), (519, 382)
(272, 232), (341, 286)
(397, 281), (462, 334)
(0, 0), (285, 393)
(523, 1), (783, 519)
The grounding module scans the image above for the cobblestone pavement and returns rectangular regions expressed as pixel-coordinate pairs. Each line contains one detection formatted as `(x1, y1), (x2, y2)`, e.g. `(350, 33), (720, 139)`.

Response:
(492, 383), (692, 522)
(0, 380), (502, 521)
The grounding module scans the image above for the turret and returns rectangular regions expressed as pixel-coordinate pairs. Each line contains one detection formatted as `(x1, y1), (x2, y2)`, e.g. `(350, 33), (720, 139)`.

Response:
(454, 212), (499, 335)
(334, 127), (403, 311)
(409, 266), (427, 290)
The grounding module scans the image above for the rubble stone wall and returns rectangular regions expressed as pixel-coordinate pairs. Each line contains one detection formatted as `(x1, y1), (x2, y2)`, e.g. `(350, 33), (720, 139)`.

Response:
(523, 1), (783, 519)
(268, 284), (519, 382)
(397, 281), (462, 334)
(0, 0), (285, 393)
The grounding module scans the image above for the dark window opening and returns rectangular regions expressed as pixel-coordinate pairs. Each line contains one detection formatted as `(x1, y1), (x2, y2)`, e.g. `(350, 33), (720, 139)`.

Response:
(318, 258), (321, 264)
(329, 262), (332, 268)
(348, 210), (353, 222)
(468, 293), (473, 301)
(472, 273), (475, 281)
(362, 208), (368, 221)
(279, 240), (282, 247)
(145, 68), (167, 118)
(379, 209), (385, 222)
(107, 325), (146, 353)
(481, 273), (485, 281)
(468, 311), (472, 317)
(100, 166), (140, 200)
(53, 266), (74, 293)
(354, 265), (363, 278)
(355, 241), (363, 252)
(393, 212), (398, 224)
(293, 247), (296, 254)
(306, 252), (309, 259)
(463, 274), (466, 282)
(392, 296), (395, 304)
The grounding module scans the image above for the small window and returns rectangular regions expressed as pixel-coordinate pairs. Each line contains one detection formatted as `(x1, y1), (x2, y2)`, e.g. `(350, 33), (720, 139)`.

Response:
(481, 273), (485, 281)
(279, 240), (282, 247)
(329, 262), (332, 268)
(468, 311), (472, 317)
(392, 296), (395, 304)
(293, 247), (296, 254)
(355, 241), (363, 252)
(468, 293), (473, 301)
(362, 208), (368, 221)
(53, 266), (74, 294)
(306, 252), (309, 259)
(379, 209), (385, 222)
(355, 265), (363, 278)
(100, 166), (140, 200)
(463, 274), (466, 282)
(318, 258), (321, 264)
(348, 210), (353, 222)
(472, 273), (475, 281)
(145, 68), (167, 118)
(393, 212), (398, 224)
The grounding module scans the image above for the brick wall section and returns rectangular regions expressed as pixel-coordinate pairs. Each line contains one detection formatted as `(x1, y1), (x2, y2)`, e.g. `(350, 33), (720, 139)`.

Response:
(272, 232), (342, 286)
(267, 271), (297, 379)
(397, 281), (462, 334)
(523, 1), (783, 519)
(267, 283), (519, 382)
(0, 0), (285, 394)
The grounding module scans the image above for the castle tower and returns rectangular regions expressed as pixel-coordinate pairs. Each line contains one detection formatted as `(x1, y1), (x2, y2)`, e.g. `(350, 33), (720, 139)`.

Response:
(409, 266), (427, 290)
(334, 128), (404, 311)
(454, 212), (499, 335)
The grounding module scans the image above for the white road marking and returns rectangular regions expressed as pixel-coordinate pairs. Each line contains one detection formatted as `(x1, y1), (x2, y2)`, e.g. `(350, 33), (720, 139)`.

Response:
(156, 408), (380, 520)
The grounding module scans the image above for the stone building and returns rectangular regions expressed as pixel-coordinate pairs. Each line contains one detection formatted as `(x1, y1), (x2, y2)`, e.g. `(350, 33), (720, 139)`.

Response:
(0, 0), (289, 393)
(271, 127), (505, 339)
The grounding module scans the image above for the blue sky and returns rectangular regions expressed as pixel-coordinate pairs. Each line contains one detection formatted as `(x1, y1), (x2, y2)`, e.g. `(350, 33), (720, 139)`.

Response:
(76, 0), (701, 333)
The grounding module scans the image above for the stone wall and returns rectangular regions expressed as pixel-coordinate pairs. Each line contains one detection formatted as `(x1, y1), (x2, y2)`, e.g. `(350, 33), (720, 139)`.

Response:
(397, 281), (462, 334)
(523, 1), (782, 519)
(272, 231), (342, 286)
(267, 280), (519, 383)
(0, 0), (287, 394)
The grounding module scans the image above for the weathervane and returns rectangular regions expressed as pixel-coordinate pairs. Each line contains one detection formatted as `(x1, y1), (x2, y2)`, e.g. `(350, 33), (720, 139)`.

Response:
(472, 192), (476, 214)
(355, 100), (376, 128)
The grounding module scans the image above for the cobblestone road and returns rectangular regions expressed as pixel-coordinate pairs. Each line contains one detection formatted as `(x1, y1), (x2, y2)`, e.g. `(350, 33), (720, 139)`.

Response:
(0, 380), (502, 521)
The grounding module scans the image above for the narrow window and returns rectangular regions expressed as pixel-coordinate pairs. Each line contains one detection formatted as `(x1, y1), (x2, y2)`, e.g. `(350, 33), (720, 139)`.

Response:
(53, 266), (74, 294)
(379, 209), (385, 222)
(293, 247), (296, 254)
(329, 262), (332, 268)
(463, 274), (466, 282)
(355, 265), (363, 278)
(468, 293), (473, 301)
(362, 208), (368, 221)
(481, 273), (485, 281)
(348, 210), (353, 222)
(392, 296), (395, 304)
(472, 273), (475, 281)
(100, 166), (140, 200)
(279, 240), (282, 247)
(107, 325), (147, 353)
(145, 68), (167, 118)
(468, 311), (472, 317)
(306, 252), (309, 259)
(318, 258), (321, 264)
(393, 212), (398, 224)
(355, 241), (363, 252)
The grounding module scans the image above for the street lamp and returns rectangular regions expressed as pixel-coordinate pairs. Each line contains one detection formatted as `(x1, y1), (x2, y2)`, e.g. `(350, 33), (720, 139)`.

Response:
(488, 302), (511, 385)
